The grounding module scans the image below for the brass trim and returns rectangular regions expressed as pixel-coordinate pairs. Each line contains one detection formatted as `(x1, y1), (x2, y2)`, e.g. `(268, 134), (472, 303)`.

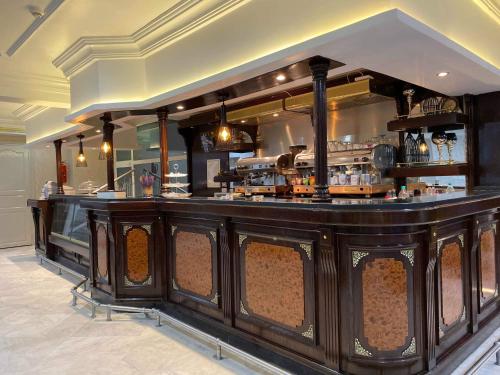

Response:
(301, 324), (314, 339)
(209, 230), (217, 241)
(400, 249), (414, 266)
(238, 234), (247, 247)
(354, 338), (372, 357)
(172, 279), (179, 291)
(460, 306), (467, 322)
(171, 225), (177, 236)
(299, 243), (313, 261)
(124, 274), (152, 287)
(123, 224), (151, 235)
(458, 233), (465, 247)
(240, 300), (249, 315)
(211, 293), (219, 305)
(437, 239), (444, 257)
(402, 337), (416, 356)
(352, 250), (369, 267)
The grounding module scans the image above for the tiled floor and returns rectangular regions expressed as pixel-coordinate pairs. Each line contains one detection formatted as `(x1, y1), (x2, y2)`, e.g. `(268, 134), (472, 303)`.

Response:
(0, 246), (263, 375)
(0, 246), (499, 375)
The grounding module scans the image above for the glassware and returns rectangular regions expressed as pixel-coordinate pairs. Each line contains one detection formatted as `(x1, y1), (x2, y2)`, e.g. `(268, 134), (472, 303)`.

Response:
(398, 186), (409, 199)
(431, 131), (447, 164)
(404, 132), (418, 164)
(403, 89), (415, 117)
(446, 132), (458, 164)
(416, 130), (430, 163)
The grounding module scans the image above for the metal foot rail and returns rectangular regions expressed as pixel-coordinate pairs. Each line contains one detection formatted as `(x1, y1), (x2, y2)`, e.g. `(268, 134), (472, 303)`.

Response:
(466, 340), (500, 374)
(38, 253), (291, 375)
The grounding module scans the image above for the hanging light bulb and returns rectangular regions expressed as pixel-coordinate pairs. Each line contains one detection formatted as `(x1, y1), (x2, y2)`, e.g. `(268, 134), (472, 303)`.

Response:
(98, 121), (114, 160)
(76, 134), (88, 167)
(215, 98), (233, 150)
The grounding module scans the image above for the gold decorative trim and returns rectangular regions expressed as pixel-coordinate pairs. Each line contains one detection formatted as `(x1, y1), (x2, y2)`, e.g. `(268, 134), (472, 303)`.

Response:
(172, 279), (179, 291)
(209, 230), (217, 241)
(299, 243), (312, 261)
(493, 223), (497, 235)
(495, 285), (499, 298)
(240, 301), (249, 315)
(402, 337), (416, 356)
(354, 338), (372, 357)
(301, 324), (314, 339)
(239, 234), (247, 247)
(352, 251), (369, 268)
(458, 233), (465, 247)
(124, 274), (152, 286)
(211, 293), (219, 305)
(400, 249), (414, 266)
(439, 327), (445, 338)
(437, 239), (444, 257)
(171, 225), (177, 236)
(460, 306), (466, 322)
(123, 224), (151, 235)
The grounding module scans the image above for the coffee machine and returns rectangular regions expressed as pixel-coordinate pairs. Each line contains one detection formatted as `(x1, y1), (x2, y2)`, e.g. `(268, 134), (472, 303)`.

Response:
(293, 143), (396, 197)
(235, 153), (293, 195)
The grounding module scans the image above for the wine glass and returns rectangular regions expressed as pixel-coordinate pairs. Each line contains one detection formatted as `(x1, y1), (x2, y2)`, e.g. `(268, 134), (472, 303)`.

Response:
(446, 133), (458, 164)
(431, 131), (447, 164)
(403, 89), (415, 118)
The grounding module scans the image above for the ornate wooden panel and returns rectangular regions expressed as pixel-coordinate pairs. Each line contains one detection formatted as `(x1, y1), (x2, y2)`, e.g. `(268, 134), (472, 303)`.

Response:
(362, 257), (408, 351)
(479, 225), (498, 305)
(124, 225), (151, 286)
(349, 246), (416, 360)
(96, 223), (108, 282)
(172, 227), (215, 299)
(244, 240), (305, 327)
(237, 233), (315, 342)
(437, 234), (466, 332)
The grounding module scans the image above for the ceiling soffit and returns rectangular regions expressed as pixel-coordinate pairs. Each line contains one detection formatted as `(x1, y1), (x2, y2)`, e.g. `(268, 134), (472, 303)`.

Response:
(53, 0), (248, 78)
(12, 104), (49, 121)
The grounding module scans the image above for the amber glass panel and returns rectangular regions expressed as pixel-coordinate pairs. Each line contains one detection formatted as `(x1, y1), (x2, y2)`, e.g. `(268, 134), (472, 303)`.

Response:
(126, 228), (150, 283)
(244, 241), (305, 328)
(96, 224), (108, 280)
(441, 241), (463, 325)
(175, 231), (212, 297)
(362, 258), (408, 351)
(480, 229), (496, 302)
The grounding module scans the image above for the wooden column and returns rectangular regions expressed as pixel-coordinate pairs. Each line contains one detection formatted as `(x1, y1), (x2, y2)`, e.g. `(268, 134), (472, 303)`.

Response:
(157, 108), (169, 193)
(309, 56), (330, 201)
(101, 113), (115, 191)
(54, 139), (64, 194)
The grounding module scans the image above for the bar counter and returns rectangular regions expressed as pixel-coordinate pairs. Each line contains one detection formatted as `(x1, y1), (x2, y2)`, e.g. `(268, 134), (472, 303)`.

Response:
(33, 192), (500, 374)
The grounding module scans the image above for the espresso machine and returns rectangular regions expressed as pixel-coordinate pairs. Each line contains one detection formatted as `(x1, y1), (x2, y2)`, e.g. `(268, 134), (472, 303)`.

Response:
(293, 144), (396, 197)
(235, 153), (293, 195)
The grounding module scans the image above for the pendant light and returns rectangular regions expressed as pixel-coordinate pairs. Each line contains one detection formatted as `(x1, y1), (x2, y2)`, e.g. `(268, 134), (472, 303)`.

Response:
(215, 98), (232, 150)
(76, 134), (88, 167)
(98, 121), (114, 160)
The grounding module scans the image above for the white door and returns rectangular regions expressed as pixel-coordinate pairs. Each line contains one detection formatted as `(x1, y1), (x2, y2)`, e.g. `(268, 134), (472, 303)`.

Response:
(0, 147), (31, 248)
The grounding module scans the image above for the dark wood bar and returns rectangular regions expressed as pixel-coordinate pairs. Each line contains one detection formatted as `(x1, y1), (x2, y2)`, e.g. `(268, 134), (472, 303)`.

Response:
(67, 192), (500, 375)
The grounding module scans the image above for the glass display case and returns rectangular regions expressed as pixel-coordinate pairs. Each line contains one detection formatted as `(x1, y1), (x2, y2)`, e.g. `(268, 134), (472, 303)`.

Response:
(51, 200), (89, 247)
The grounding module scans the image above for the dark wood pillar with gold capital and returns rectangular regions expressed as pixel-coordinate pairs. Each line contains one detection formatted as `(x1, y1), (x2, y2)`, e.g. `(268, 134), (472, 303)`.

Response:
(309, 56), (330, 201)
(54, 139), (64, 194)
(157, 107), (169, 193)
(101, 113), (115, 191)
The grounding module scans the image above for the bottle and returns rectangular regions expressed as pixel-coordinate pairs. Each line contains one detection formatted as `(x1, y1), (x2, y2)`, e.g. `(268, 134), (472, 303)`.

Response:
(398, 186), (409, 199)
(446, 183), (455, 193)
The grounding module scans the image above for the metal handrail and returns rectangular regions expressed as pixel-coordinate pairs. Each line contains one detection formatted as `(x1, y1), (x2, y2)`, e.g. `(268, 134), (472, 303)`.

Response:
(92, 169), (135, 194)
(466, 340), (500, 374)
(37, 254), (292, 375)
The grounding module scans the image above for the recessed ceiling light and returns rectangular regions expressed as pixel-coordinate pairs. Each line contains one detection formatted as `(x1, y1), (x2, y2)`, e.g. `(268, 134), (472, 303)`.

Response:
(240, 120), (246, 123)
(273, 113), (279, 117)
(62, 140), (67, 143)
(276, 74), (286, 81)
(437, 72), (449, 78)
(176, 105), (184, 110)
(96, 129), (101, 133)
(45, 144), (50, 148)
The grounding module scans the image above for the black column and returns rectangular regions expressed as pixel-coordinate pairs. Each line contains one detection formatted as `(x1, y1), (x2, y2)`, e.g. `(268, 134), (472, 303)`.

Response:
(54, 139), (64, 194)
(157, 108), (169, 193)
(101, 113), (115, 191)
(309, 56), (330, 201)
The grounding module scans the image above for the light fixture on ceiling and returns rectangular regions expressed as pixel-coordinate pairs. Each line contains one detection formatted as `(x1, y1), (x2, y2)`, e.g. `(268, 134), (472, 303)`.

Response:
(273, 113), (279, 117)
(176, 105), (184, 110)
(28, 6), (44, 18)
(437, 72), (449, 78)
(215, 97), (232, 149)
(240, 120), (246, 123)
(276, 74), (286, 81)
(96, 129), (101, 133)
(76, 134), (87, 167)
(45, 144), (50, 149)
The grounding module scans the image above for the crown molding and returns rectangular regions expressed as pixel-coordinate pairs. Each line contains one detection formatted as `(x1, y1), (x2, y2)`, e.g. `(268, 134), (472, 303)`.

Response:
(0, 72), (69, 96)
(475, 0), (500, 22)
(53, 0), (248, 77)
(6, 0), (65, 57)
(12, 104), (49, 121)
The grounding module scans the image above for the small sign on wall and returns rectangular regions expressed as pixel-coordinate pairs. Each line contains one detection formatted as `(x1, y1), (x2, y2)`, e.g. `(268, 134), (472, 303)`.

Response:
(206, 159), (220, 188)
